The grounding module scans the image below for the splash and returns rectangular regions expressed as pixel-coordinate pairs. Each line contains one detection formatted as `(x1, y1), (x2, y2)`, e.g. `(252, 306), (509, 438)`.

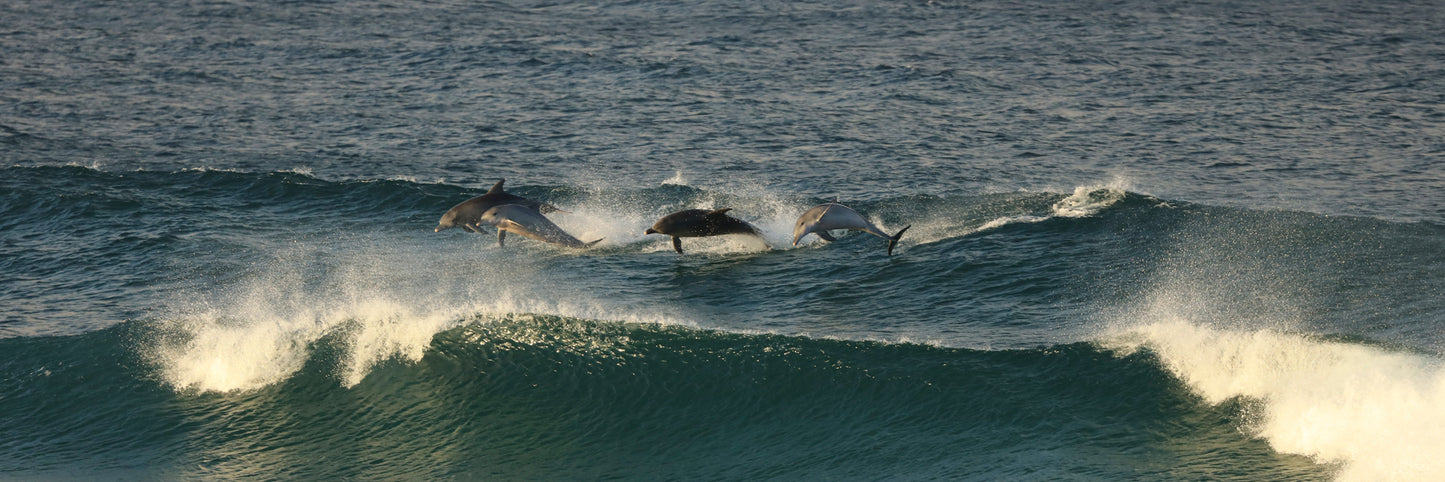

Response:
(156, 296), (456, 391)
(661, 170), (689, 186)
(1105, 317), (1445, 481)
(148, 233), (706, 393)
(151, 241), (465, 392)
(1050, 185), (1127, 218)
(559, 181), (814, 254)
(545, 204), (654, 249)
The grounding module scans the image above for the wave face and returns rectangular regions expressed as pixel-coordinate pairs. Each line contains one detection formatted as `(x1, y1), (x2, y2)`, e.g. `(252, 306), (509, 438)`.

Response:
(1, 316), (1333, 480)
(4, 0), (1445, 479)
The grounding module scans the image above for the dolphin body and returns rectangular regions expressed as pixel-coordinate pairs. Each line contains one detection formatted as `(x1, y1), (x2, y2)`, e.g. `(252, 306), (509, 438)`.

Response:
(645, 208), (766, 254)
(792, 203), (910, 255)
(478, 204), (602, 249)
(435, 179), (564, 233)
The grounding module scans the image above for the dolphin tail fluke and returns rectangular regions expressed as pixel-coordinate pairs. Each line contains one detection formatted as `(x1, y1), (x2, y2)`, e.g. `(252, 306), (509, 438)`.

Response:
(583, 237), (605, 248)
(887, 225), (911, 256)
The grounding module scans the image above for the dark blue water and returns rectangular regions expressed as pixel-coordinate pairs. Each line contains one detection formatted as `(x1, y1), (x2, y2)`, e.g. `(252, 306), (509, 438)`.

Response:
(3, 0), (1443, 479)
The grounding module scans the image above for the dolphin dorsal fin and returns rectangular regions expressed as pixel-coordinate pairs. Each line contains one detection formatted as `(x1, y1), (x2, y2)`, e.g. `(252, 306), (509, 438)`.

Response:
(486, 179), (505, 195)
(706, 208), (732, 217)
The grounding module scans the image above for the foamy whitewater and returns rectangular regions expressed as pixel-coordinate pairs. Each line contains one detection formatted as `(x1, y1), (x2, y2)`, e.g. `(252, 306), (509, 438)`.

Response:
(3, 0), (1443, 479)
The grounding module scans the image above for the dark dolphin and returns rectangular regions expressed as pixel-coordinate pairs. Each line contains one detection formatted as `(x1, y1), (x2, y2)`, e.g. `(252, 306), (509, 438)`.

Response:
(435, 179), (564, 233)
(644, 208), (766, 254)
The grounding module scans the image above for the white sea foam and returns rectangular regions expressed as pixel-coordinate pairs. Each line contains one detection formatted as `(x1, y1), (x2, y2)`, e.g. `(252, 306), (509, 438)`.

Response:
(537, 206), (650, 248)
(1051, 185), (1128, 218)
(156, 306), (323, 393)
(1105, 315), (1445, 481)
(152, 241), (466, 392)
(150, 234), (704, 393)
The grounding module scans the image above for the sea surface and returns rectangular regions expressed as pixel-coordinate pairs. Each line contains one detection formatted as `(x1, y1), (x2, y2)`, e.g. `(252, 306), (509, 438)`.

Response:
(3, 0), (1444, 479)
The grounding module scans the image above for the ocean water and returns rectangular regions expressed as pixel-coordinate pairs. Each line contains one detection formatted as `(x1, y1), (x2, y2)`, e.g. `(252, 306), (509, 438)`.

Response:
(3, 0), (1444, 480)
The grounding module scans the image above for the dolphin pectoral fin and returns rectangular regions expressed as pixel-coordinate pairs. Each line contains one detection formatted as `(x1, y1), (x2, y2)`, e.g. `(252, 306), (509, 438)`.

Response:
(497, 229), (506, 247)
(672, 236), (684, 254)
(816, 230), (838, 242)
(465, 223), (490, 234)
(887, 225), (911, 256)
(487, 179), (506, 195)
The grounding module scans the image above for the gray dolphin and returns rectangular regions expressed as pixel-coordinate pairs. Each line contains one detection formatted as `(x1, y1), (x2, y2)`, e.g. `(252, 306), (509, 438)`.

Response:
(792, 203), (910, 255)
(644, 208), (767, 254)
(435, 179), (564, 233)
(478, 204), (603, 249)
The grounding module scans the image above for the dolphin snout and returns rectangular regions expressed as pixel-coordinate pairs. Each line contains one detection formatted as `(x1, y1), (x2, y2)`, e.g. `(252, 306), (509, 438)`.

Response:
(644, 228), (657, 235)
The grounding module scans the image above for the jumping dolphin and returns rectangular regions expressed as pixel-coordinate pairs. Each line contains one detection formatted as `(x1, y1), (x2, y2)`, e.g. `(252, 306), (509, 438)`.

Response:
(645, 208), (766, 254)
(792, 203), (910, 255)
(478, 204), (602, 249)
(435, 179), (564, 233)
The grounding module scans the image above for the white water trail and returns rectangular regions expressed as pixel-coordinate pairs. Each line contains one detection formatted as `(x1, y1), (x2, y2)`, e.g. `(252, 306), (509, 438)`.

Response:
(904, 183), (1132, 247)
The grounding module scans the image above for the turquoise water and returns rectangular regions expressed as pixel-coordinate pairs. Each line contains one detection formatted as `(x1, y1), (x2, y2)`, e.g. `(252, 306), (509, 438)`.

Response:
(3, 0), (1444, 479)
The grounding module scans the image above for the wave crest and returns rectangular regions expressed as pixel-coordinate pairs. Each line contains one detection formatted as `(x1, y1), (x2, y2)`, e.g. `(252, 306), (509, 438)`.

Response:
(1106, 319), (1445, 481)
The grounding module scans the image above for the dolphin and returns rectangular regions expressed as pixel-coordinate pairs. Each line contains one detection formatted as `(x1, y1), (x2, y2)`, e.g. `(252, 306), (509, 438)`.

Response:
(435, 179), (564, 233)
(792, 203), (910, 255)
(478, 204), (603, 249)
(644, 208), (766, 254)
